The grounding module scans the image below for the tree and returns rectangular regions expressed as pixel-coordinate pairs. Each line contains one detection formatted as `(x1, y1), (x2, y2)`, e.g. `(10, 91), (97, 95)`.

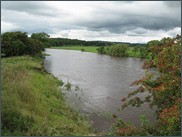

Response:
(147, 40), (161, 47)
(97, 46), (106, 54)
(12, 40), (26, 56)
(31, 32), (50, 48)
(133, 46), (139, 57)
(108, 44), (128, 57)
(26, 38), (44, 56)
(139, 47), (147, 59)
(1, 31), (46, 57)
(1, 31), (27, 56)
(119, 35), (181, 136)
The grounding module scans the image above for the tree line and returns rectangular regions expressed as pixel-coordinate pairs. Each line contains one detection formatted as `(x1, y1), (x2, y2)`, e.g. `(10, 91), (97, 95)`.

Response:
(96, 37), (174, 59)
(1, 31), (147, 57)
(48, 38), (113, 46)
(1, 31), (50, 57)
(48, 38), (146, 47)
(97, 44), (147, 58)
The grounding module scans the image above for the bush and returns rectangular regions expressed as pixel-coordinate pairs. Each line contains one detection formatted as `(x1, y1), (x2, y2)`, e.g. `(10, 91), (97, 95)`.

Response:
(114, 35), (181, 136)
(81, 48), (85, 52)
(2, 106), (35, 135)
(97, 46), (106, 54)
(107, 44), (128, 57)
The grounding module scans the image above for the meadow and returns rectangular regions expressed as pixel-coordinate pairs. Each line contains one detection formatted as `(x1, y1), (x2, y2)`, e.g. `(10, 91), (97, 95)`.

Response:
(51, 46), (98, 53)
(51, 46), (142, 58)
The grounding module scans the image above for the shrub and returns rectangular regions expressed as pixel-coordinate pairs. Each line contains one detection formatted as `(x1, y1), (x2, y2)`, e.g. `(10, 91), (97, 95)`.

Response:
(2, 106), (35, 135)
(107, 44), (128, 57)
(81, 48), (85, 52)
(97, 46), (106, 54)
(115, 35), (181, 136)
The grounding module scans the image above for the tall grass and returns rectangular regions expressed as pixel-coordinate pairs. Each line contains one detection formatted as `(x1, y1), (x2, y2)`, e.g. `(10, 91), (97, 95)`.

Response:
(2, 56), (93, 136)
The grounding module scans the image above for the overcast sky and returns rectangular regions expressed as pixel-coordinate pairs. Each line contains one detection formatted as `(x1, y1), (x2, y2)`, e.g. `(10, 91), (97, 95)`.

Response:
(1, 1), (181, 43)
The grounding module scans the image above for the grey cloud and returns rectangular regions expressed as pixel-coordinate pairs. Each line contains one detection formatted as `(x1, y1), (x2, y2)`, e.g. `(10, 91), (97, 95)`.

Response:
(1, 1), (58, 17)
(2, 1), (180, 34)
(130, 29), (147, 35)
(163, 1), (181, 8)
(1, 1), (43, 11)
(62, 33), (69, 37)
(1, 1), (181, 42)
(78, 15), (180, 34)
(111, 1), (134, 4)
(66, 1), (181, 35)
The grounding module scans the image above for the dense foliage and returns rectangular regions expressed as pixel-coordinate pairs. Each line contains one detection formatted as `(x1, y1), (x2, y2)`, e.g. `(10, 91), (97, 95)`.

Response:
(1, 31), (147, 58)
(113, 35), (181, 136)
(31, 32), (51, 48)
(97, 44), (146, 58)
(1, 31), (48, 57)
(47, 37), (146, 47)
(48, 38), (113, 47)
(107, 44), (129, 57)
(97, 44), (129, 57)
(96, 46), (106, 54)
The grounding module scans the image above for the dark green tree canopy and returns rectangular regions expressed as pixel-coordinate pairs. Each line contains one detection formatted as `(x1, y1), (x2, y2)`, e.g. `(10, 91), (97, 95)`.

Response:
(31, 32), (50, 48)
(1, 31), (46, 57)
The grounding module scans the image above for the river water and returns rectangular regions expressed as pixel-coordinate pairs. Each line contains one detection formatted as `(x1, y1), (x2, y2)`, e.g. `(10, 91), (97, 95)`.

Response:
(44, 49), (156, 133)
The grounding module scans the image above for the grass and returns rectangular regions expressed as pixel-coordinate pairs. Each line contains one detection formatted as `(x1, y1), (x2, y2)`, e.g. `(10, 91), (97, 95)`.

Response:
(51, 46), (143, 58)
(51, 46), (98, 53)
(1, 55), (94, 136)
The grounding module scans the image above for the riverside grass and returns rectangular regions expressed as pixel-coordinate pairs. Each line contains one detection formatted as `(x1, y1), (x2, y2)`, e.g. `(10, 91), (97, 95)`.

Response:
(51, 46), (98, 53)
(1, 56), (94, 136)
(50, 46), (142, 58)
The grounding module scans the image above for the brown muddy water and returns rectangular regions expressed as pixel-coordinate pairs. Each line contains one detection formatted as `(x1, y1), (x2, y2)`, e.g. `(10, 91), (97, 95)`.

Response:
(44, 49), (157, 133)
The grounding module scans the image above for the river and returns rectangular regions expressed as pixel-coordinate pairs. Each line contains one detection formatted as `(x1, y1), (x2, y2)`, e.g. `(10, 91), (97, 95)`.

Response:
(44, 49), (156, 133)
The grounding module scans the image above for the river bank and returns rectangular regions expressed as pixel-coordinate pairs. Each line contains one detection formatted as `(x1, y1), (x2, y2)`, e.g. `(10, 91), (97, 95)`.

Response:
(51, 46), (98, 53)
(50, 46), (143, 58)
(1, 55), (95, 136)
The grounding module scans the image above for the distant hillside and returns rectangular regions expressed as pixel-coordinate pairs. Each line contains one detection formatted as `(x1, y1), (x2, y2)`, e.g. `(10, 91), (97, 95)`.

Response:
(128, 43), (147, 47)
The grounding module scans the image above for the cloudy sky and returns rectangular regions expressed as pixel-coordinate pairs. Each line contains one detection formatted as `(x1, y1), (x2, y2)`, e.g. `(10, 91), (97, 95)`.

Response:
(1, 1), (181, 43)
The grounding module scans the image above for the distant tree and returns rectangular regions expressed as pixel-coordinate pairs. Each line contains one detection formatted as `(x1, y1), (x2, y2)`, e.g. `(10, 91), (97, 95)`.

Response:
(81, 48), (85, 52)
(31, 32), (50, 48)
(133, 46), (139, 57)
(108, 44), (128, 57)
(139, 47), (147, 59)
(97, 46), (106, 54)
(105, 46), (110, 54)
(147, 40), (161, 47)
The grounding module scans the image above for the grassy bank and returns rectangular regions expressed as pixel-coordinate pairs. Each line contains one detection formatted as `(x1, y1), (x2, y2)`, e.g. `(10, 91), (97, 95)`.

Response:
(50, 46), (143, 58)
(1, 56), (94, 136)
(51, 46), (98, 53)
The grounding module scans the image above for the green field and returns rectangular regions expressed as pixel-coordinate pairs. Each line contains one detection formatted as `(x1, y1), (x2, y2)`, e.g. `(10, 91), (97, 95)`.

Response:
(51, 46), (142, 58)
(51, 46), (98, 53)
(2, 56), (94, 136)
